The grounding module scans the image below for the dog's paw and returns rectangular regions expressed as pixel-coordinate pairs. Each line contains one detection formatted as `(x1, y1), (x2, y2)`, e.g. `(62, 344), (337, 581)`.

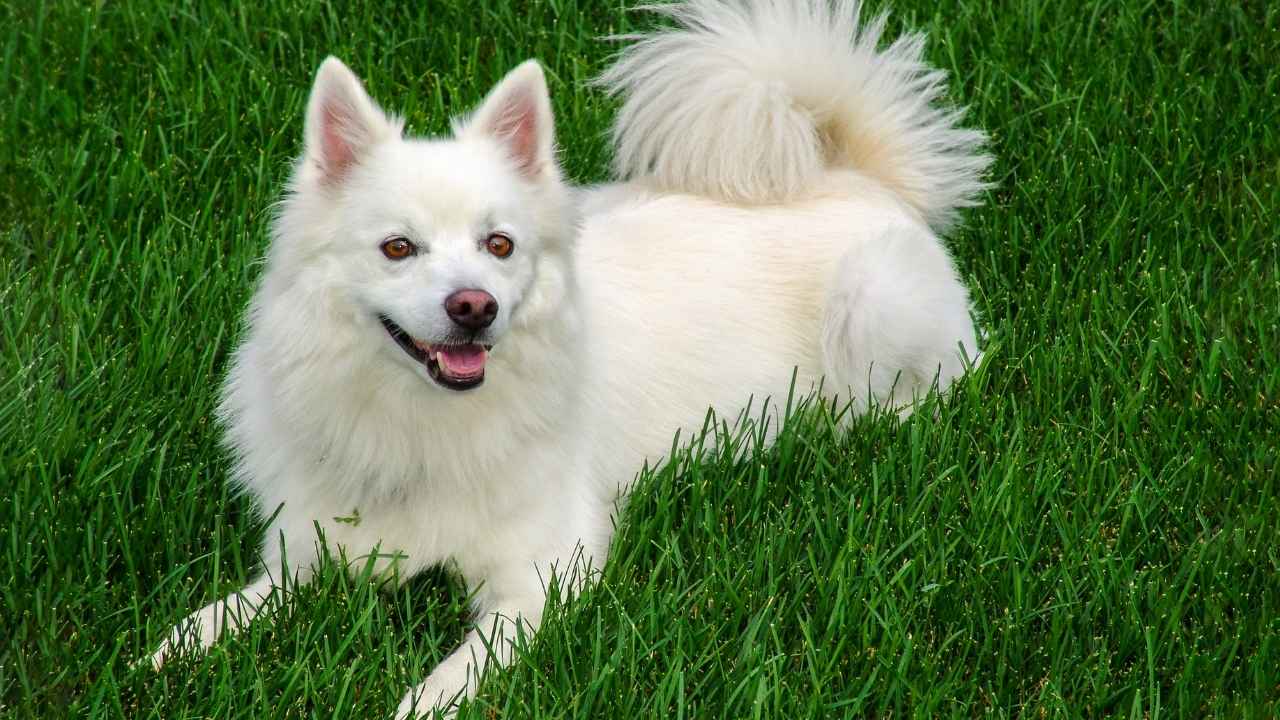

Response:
(394, 665), (469, 719)
(143, 601), (226, 670)
(394, 688), (453, 719)
(144, 638), (178, 671)
(395, 684), (460, 720)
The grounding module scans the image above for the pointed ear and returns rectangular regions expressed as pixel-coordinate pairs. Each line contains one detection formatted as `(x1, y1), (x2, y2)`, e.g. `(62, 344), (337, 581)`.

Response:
(304, 57), (395, 184)
(462, 60), (557, 180)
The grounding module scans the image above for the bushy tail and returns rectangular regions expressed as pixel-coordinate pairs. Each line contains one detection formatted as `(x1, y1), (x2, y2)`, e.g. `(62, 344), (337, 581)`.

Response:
(598, 0), (991, 232)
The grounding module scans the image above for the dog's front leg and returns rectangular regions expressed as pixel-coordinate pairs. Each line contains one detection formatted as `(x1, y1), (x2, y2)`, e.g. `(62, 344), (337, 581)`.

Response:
(147, 567), (304, 669)
(394, 598), (539, 719)
(394, 582), (547, 719)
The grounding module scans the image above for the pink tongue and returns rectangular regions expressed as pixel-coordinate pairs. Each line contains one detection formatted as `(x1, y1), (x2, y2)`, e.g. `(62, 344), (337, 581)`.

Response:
(436, 345), (487, 378)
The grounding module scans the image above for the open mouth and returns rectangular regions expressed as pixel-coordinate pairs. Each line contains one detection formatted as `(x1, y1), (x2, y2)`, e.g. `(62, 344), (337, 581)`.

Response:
(379, 316), (490, 391)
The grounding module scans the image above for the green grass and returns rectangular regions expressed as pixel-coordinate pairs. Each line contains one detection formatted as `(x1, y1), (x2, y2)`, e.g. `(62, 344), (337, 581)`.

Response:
(3, 0), (1278, 717)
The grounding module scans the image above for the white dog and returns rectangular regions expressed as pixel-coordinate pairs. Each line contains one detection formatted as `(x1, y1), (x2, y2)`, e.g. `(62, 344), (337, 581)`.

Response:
(147, 1), (989, 716)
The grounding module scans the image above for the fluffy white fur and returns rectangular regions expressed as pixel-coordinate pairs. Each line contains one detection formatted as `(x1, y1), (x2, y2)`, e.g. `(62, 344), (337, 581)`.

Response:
(599, 0), (990, 231)
(147, 2), (989, 717)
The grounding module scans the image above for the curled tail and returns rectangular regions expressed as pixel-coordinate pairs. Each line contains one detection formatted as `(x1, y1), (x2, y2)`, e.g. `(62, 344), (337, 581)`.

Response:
(598, 0), (991, 232)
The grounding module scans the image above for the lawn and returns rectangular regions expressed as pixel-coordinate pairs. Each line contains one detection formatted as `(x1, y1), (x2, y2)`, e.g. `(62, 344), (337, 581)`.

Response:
(2, 0), (1278, 717)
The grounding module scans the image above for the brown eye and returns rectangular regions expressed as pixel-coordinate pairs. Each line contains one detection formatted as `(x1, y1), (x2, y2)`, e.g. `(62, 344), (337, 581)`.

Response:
(483, 233), (514, 257)
(486, 233), (514, 259)
(380, 237), (416, 260)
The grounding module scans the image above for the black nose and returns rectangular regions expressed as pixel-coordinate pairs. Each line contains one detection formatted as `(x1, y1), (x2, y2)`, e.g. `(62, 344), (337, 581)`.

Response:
(444, 289), (498, 330)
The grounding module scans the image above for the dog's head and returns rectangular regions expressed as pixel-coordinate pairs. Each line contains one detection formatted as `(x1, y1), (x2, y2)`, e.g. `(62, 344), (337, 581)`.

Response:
(269, 57), (574, 393)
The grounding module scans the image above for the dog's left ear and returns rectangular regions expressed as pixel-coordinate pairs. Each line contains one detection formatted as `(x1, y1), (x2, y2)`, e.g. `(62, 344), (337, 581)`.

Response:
(461, 60), (557, 181)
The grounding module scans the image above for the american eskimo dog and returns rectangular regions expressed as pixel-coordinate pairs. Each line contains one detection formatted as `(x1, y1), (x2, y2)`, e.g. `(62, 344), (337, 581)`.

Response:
(147, 1), (989, 716)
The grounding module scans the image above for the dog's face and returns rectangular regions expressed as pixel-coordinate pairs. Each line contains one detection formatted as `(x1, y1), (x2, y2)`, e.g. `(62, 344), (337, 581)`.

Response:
(275, 58), (573, 392)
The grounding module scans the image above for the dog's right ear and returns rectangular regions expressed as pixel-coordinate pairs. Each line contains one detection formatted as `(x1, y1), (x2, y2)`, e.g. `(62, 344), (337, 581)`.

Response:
(304, 57), (395, 185)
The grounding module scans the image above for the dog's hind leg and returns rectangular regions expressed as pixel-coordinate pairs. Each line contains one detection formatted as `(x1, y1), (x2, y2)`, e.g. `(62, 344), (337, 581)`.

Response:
(820, 225), (979, 416)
